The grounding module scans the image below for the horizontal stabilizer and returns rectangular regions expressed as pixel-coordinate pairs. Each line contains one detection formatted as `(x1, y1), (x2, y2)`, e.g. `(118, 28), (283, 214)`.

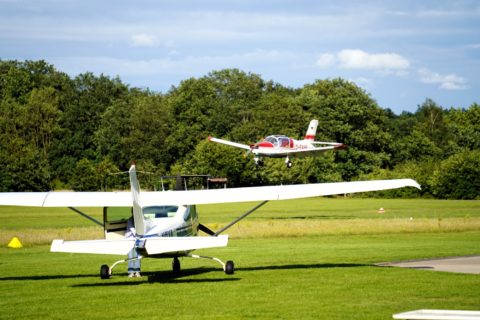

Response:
(51, 239), (134, 255)
(145, 235), (228, 255)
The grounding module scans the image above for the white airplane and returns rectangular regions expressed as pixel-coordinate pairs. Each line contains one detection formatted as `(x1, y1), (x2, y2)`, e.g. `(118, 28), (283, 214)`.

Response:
(0, 165), (420, 279)
(208, 119), (345, 168)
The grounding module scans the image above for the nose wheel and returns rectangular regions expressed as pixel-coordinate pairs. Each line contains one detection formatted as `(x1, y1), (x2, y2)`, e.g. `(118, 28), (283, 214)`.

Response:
(172, 257), (181, 276)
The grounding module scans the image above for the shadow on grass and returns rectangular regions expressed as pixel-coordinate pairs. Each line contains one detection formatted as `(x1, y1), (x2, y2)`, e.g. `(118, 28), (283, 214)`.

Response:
(0, 274), (99, 281)
(0, 263), (367, 285)
(73, 267), (240, 287)
(238, 262), (367, 272)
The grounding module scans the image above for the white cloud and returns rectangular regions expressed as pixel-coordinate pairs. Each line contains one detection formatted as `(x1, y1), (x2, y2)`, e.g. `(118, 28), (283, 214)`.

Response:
(316, 49), (410, 76)
(418, 68), (467, 90)
(130, 33), (157, 47)
(337, 49), (410, 71)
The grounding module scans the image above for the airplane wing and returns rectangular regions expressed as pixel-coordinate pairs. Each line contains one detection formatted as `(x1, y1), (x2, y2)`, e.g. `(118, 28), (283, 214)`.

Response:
(0, 179), (420, 207)
(208, 136), (251, 151)
(141, 179), (420, 206)
(50, 235), (228, 255)
(0, 191), (131, 207)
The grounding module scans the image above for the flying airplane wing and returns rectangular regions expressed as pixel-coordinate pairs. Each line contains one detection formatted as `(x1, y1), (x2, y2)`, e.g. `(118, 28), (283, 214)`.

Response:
(0, 179), (420, 207)
(208, 136), (252, 151)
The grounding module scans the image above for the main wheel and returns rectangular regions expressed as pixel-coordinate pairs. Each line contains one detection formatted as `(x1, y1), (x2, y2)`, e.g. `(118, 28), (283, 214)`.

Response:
(225, 260), (234, 275)
(100, 264), (110, 279)
(172, 257), (181, 276)
(286, 161), (293, 168)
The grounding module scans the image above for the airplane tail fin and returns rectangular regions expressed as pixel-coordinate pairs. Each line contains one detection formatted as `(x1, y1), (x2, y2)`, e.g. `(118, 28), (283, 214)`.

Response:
(304, 119), (319, 140)
(129, 164), (146, 236)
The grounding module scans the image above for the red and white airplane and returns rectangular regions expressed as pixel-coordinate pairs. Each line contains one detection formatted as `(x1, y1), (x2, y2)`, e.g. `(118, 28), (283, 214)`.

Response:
(208, 120), (345, 168)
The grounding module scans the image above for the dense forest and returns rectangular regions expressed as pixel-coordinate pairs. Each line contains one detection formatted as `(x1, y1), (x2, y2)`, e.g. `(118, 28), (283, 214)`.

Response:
(0, 60), (479, 199)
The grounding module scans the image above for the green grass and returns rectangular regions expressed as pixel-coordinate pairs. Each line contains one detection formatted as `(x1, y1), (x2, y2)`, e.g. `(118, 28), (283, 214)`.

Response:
(1, 198), (480, 319)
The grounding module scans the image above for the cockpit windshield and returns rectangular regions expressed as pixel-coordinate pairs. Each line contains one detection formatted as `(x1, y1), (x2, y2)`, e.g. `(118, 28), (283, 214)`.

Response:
(143, 206), (178, 219)
(265, 135), (290, 147)
(265, 136), (277, 145)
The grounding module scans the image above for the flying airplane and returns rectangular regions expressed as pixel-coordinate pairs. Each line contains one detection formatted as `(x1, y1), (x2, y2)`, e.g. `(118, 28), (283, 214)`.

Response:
(208, 119), (346, 168)
(0, 165), (420, 279)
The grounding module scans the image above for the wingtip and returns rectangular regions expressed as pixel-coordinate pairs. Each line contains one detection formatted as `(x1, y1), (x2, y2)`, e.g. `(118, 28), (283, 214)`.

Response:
(406, 179), (421, 190)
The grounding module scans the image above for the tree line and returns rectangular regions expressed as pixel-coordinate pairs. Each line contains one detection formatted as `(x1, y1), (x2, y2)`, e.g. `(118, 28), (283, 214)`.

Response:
(0, 60), (479, 199)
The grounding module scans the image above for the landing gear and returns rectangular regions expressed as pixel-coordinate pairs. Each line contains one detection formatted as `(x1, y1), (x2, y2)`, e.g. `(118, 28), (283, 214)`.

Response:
(100, 264), (110, 279)
(188, 254), (235, 275)
(225, 260), (235, 275)
(172, 257), (181, 276)
(254, 157), (264, 166)
(285, 156), (292, 168)
(99, 255), (142, 279)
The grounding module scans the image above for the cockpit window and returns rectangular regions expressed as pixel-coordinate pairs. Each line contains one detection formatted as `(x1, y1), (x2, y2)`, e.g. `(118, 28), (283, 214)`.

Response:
(143, 206), (178, 219)
(278, 136), (290, 147)
(265, 136), (289, 147)
(265, 136), (277, 145)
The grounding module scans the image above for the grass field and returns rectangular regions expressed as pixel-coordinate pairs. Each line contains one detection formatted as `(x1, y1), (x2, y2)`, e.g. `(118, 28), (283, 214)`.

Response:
(1, 198), (480, 319)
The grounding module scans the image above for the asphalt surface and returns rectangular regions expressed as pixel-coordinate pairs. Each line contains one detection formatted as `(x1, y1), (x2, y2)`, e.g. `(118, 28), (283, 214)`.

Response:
(376, 255), (480, 274)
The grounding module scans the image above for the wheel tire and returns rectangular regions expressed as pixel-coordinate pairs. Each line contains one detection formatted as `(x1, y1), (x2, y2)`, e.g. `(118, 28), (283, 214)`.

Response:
(287, 161), (292, 168)
(225, 260), (234, 275)
(100, 264), (110, 279)
(172, 257), (181, 276)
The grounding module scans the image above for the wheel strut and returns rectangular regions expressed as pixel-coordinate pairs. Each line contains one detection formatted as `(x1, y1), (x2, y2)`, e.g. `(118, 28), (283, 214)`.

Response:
(188, 254), (235, 275)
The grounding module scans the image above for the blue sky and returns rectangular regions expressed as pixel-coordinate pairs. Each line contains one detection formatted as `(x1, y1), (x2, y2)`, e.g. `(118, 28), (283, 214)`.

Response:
(1, 0), (479, 113)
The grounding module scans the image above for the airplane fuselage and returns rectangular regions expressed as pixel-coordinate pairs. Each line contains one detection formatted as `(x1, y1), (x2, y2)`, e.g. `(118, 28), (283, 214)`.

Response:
(142, 205), (199, 238)
(251, 135), (316, 157)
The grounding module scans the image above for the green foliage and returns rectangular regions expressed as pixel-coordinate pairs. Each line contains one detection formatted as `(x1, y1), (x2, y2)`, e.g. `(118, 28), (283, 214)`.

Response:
(431, 150), (480, 199)
(0, 60), (479, 197)
(357, 159), (438, 198)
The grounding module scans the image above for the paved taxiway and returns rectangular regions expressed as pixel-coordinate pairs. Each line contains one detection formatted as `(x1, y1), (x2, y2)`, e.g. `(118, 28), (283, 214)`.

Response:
(376, 255), (480, 274)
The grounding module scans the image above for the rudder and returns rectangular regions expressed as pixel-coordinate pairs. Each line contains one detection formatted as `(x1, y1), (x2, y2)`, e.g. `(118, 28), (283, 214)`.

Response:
(304, 119), (318, 140)
(129, 164), (146, 236)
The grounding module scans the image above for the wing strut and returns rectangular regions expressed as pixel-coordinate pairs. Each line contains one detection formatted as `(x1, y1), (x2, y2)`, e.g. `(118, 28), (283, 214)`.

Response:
(214, 200), (269, 236)
(68, 207), (103, 227)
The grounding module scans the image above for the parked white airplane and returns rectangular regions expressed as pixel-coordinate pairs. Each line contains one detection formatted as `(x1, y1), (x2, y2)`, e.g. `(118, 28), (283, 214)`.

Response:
(208, 119), (345, 167)
(0, 165), (420, 279)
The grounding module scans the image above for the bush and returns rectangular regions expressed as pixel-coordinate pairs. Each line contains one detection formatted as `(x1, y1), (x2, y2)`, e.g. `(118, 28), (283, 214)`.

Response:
(431, 150), (480, 199)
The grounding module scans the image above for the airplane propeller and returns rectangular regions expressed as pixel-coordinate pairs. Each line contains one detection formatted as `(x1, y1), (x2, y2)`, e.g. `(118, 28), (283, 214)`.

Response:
(245, 140), (260, 158)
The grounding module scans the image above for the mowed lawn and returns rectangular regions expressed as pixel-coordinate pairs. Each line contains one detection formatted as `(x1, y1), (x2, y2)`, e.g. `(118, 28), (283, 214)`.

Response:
(1, 198), (480, 319)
